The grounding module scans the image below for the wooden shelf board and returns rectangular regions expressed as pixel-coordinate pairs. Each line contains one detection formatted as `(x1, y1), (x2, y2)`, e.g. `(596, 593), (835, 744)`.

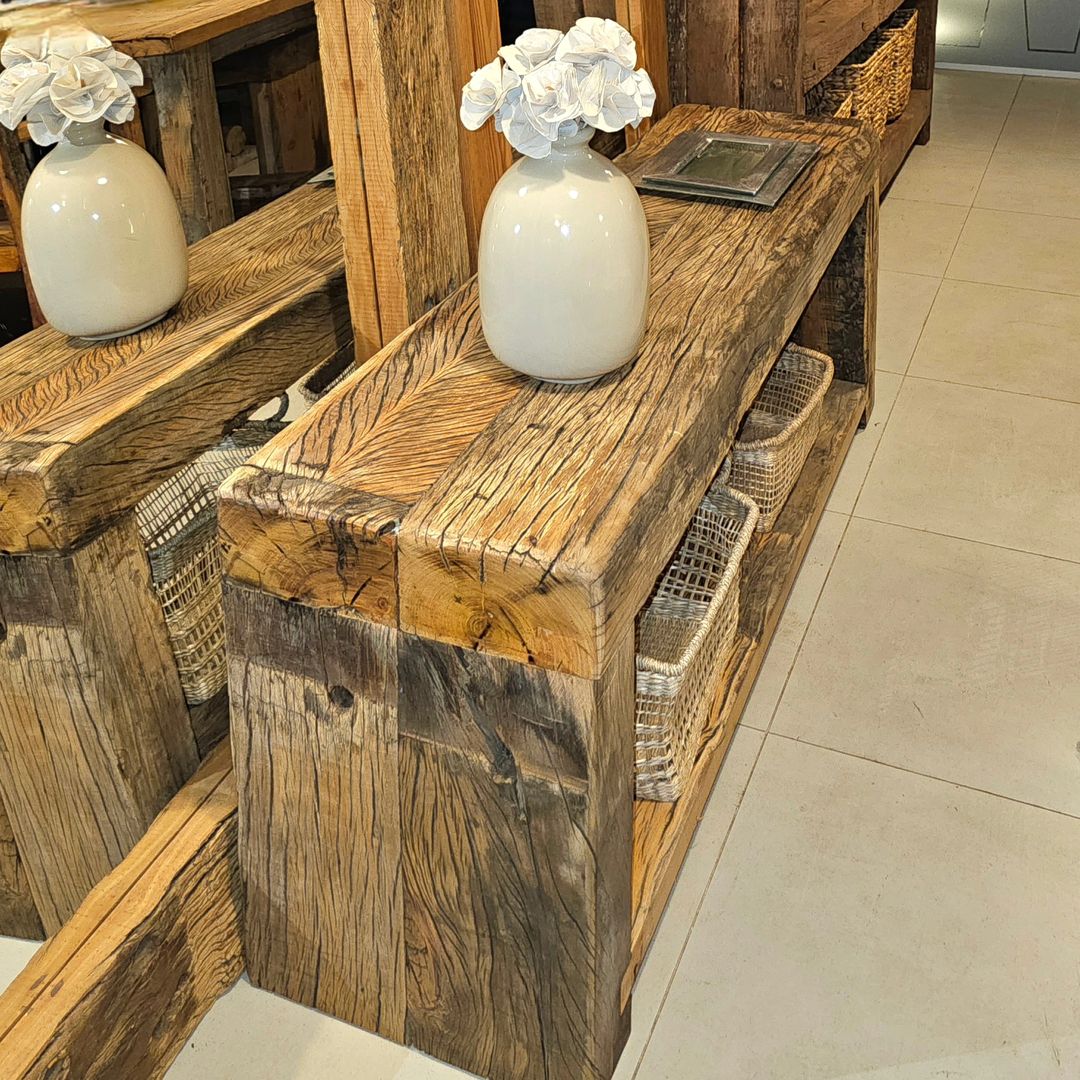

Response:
(803, 0), (909, 91)
(880, 88), (932, 189)
(627, 378), (867, 997)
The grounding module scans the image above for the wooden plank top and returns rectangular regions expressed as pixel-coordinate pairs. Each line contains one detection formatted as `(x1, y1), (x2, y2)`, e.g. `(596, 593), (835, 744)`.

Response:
(0, 181), (346, 554)
(0, 0), (310, 57)
(220, 106), (878, 678)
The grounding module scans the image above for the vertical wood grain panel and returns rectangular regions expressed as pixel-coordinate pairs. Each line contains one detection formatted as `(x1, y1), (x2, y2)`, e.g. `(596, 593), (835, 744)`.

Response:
(0, 515), (200, 932)
(225, 583), (405, 1038)
(739, 0), (803, 111)
(144, 46), (234, 242)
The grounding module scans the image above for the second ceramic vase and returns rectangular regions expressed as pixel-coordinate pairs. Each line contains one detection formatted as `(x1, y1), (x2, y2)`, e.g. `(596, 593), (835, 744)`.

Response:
(21, 119), (189, 340)
(478, 124), (649, 383)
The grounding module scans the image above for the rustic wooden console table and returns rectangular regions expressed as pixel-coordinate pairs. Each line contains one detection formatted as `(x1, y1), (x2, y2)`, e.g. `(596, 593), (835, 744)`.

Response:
(0, 182), (346, 936)
(221, 105), (878, 1080)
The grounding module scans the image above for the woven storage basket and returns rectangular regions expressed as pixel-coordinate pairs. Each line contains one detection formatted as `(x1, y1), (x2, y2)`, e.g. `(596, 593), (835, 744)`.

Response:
(635, 483), (758, 802)
(879, 8), (918, 119)
(826, 35), (891, 137)
(725, 344), (833, 532)
(804, 84), (855, 120)
(135, 422), (284, 705)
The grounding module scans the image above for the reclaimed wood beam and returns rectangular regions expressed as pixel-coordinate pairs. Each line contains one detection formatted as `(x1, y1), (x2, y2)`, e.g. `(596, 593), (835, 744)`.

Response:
(0, 743), (241, 1080)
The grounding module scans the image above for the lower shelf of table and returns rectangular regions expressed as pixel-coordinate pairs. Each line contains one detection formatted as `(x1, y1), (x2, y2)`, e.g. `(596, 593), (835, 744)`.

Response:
(881, 88), (932, 189)
(626, 377), (867, 1000)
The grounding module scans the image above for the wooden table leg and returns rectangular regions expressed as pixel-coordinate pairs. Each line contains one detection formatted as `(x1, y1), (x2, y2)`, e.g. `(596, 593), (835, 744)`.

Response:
(225, 583), (635, 1080)
(796, 188), (878, 425)
(144, 45), (234, 243)
(0, 514), (201, 932)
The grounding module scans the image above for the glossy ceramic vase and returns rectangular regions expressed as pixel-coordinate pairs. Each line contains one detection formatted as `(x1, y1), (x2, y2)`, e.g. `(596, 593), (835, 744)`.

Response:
(478, 124), (649, 383)
(21, 119), (189, 340)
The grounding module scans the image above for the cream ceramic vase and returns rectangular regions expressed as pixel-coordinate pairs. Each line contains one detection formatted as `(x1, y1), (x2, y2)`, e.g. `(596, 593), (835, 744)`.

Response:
(21, 120), (188, 339)
(478, 124), (649, 383)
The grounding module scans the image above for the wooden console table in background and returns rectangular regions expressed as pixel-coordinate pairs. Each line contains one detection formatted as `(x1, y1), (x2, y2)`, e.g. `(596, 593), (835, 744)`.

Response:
(0, 0), (316, 278)
(221, 105), (878, 1080)
(0, 181), (347, 936)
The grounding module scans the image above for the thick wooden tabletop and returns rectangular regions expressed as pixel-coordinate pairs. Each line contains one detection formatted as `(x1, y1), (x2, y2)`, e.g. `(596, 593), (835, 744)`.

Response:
(221, 106), (878, 678)
(0, 0), (310, 57)
(0, 182), (346, 554)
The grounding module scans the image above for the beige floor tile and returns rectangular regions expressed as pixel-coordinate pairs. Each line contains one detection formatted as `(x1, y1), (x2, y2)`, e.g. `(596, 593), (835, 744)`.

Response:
(932, 69), (1020, 109)
(976, 149), (1080, 220)
(773, 517), (1080, 815)
(876, 271), (939, 374)
(855, 378), (1080, 562)
(740, 513), (847, 731)
(909, 279), (1080, 401)
(168, 731), (765, 1080)
(0, 936), (39, 994)
(996, 76), (1080, 159)
(948, 208), (1080, 295)
(926, 99), (1011, 152)
(614, 725), (763, 1077)
(826, 371), (902, 514)
(888, 142), (991, 206)
(879, 198), (968, 276)
(635, 737), (1080, 1080)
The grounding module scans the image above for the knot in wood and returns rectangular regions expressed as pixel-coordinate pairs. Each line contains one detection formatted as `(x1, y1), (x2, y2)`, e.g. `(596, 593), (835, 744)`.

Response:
(328, 685), (354, 710)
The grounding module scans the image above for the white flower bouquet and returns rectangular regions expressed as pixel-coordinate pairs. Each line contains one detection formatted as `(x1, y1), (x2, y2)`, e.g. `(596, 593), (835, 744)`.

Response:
(460, 18), (655, 159)
(0, 24), (143, 145)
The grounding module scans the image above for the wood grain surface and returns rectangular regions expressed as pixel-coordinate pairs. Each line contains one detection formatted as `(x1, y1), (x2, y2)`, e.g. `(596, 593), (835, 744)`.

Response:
(317, 0), (470, 353)
(0, 514), (198, 932)
(0, 742), (241, 1079)
(144, 46), (234, 242)
(0, 796), (41, 940)
(221, 106), (877, 678)
(0, 0), (313, 58)
(0, 182), (347, 555)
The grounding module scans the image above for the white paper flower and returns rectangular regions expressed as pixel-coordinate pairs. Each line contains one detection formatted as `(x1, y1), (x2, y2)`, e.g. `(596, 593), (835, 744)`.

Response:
(576, 58), (646, 132)
(521, 60), (580, 128)
(0, 25), (143, 144)
(498, 27), (562, 76)
(50, 56), (135, 125)
(460, 56), (519, 131)
(555, 17), (637, 70)
(460, 19), (653, 156)
(0, 61), (51, 130)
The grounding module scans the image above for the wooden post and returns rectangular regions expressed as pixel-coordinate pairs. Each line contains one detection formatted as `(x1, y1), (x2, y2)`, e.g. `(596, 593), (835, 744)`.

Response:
(144, 45), (234, 242)
(0, 516), (199, 933)
(667, 0), (740, 106)
(739, 0), (804, 111)
(224, 581), (634, 1080)
(0, 125), (43, 326)
(796, 188), (878, 424)
(313, 0), (471, 355)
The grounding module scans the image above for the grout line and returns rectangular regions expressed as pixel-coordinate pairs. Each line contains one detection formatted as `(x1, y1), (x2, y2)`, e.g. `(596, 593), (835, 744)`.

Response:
(767, 730), (1080, 823)
(942, 273), (1080, 300)
(628, 730), (770, 1080)
(850, 512), (1080, 568)
(902, 370), (1080, 407)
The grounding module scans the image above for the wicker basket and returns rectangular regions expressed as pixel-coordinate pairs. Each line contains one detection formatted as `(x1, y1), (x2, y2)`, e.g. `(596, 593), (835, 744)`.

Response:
(725, 344), (834, 532)
(135, 422), (284, 705)
(879, 8), (918, 120)
(635, 483), (758, 802)
(804, 84), (855, 120)
(826, 35), (892, 137)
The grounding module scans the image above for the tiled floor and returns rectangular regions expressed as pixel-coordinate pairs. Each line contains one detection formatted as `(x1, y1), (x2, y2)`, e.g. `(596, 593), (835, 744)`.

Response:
(6, 67), (1080, 1080)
